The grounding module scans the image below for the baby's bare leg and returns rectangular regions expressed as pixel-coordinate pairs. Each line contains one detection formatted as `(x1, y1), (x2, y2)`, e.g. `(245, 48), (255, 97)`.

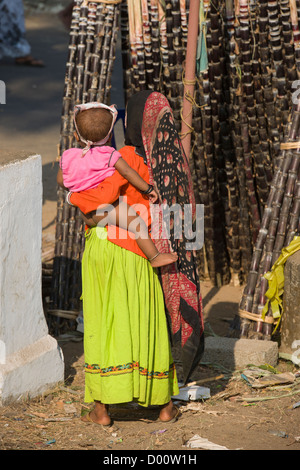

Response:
(108, 201), (178, 267)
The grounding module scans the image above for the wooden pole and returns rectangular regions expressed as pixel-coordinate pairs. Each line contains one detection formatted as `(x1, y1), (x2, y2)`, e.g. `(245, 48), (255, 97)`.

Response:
(180, 0), (200, 159)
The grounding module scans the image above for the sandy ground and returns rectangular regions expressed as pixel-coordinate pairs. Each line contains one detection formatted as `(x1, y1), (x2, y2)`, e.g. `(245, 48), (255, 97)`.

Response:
(0, 6), (300, 454)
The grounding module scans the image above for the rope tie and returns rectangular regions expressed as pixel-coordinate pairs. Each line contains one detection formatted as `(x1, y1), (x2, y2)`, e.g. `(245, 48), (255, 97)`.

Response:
(238, 309), (277, 325)
(179, 73), (207, 141)
(82, 0), (123, 5)
(280, 141), (300, 150)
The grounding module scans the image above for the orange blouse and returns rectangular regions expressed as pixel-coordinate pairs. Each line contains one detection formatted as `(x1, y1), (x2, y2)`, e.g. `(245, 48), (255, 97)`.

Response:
(70, 146), (151, 259)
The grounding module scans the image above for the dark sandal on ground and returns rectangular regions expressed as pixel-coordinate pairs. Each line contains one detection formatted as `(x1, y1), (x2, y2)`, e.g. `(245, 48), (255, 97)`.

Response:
(15, 55), (45, 67)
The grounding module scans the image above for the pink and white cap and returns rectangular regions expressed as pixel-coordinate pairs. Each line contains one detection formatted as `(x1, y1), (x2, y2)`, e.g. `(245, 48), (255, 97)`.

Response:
(74, 102), (118, 156)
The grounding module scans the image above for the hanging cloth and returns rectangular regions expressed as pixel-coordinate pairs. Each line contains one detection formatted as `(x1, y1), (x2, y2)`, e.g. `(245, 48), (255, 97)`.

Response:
(262, 236), (300, 333)
(196, 0), (208, 75)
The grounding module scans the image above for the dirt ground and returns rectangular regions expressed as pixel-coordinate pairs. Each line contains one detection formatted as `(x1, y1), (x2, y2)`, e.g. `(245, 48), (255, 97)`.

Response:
(1, 326), (300, 452)
(1, 3), (300, 454)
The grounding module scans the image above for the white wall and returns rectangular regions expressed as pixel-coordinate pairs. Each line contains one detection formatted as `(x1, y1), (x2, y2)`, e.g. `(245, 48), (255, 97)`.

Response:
(0, 153), (64, 404)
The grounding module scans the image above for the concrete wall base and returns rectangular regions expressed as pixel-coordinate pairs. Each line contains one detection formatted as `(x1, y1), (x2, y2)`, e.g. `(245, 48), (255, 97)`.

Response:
(0, 152), (65, 406)
(0, 334), (64, 406)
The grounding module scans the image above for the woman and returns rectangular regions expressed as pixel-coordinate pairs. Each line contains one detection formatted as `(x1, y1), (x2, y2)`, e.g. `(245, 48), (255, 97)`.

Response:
(69, 91), (204, 425)
(0, 0), (44, 66)
(124, 91), (205, 383)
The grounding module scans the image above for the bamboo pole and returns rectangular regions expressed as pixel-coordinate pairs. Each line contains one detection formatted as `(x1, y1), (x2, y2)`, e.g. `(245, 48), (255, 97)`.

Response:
(180, 0), (200, 159)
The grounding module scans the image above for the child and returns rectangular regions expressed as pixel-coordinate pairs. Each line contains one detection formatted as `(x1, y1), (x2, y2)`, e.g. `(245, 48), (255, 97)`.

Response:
(57, 102), (178, 268)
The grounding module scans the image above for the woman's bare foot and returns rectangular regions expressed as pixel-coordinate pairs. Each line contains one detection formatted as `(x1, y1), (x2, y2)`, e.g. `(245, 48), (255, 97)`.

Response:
(81, 401), (111, 426)
(159, 400), (180, 423)
(150, 252), (178, 268)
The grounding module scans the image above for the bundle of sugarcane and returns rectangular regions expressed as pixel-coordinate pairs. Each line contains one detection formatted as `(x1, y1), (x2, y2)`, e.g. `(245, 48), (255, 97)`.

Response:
(279, 0), (297, 119)
(212, 0), (244, 284)
(224, 0), (253, 277)
(120, 0), (133, 99)
(141, 0), (155, 90)
(291, 0), (300, 76)
(268, 0), (290, 150)
(230, 98), (300, 339)
(50, 0), (121, 319)
(202, 0), (235, 285)
(119, 0), (261, 285)
(191, 0), (220, 283)
(55, 0), (300, 299)
(122, 0), (186, 116)
(119, 0), (300, 291)
(229, 0), (300, 336)
(165, 0), (185, 126)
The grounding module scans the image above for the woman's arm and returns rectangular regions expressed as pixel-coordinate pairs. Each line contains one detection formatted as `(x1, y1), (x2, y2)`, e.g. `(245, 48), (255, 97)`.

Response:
(114, 158), (158, 202)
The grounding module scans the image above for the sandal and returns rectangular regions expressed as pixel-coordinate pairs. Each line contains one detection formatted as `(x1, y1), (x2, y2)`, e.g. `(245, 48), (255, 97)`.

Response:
(159, 405), (181, 424)
(81, 410), (112, 427)
(15, 55), (45, 67)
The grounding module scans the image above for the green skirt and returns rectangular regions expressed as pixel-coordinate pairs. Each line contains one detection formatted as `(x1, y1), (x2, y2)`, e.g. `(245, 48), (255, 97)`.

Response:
(81, 226), (179, 407)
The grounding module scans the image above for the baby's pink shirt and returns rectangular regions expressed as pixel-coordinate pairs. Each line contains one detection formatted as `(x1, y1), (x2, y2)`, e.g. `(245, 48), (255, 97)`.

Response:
(60, 146), (122, 192)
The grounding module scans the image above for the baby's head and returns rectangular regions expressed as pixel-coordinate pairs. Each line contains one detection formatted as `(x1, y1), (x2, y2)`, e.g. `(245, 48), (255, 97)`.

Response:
(74, 107), (113, 146)
(73, 102), (118, 155)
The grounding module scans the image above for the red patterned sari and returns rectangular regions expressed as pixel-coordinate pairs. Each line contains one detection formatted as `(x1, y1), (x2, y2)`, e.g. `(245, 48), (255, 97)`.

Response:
(126, 91), (204, 383)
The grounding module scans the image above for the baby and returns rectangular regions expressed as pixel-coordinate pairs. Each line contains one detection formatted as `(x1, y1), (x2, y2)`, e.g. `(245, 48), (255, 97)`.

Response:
(57, 102), (178, 268)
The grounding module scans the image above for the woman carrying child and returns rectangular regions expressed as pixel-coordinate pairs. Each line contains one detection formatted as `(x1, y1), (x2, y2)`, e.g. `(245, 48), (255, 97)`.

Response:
(61, 91), (204, 426)
(57, 101), (178, 268)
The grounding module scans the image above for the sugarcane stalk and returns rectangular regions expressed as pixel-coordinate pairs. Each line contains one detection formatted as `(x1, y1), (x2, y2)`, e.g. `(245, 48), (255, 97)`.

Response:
(104, 5), (120, 103)
(127, 0), (139, 90)
(141, 0), (154, 89)
(279, 0), (297, 107)
(225, 0), (252, 280)
(165, 2), (176, 108)
(149, 0), (161, 91)
(98, 5), (113, 101)
(201, 0), (231, 285)
(88, 4), (106, 101)
(134, 0), (147, 90)
(290, 0), (300, 77)
(285, 179), (300, 245)
(158, 0), (170, 96)
(120, 0), (132, 101)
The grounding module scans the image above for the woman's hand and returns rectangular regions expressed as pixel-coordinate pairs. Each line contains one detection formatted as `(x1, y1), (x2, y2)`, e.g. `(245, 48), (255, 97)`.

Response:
(80, 211), (97, 227)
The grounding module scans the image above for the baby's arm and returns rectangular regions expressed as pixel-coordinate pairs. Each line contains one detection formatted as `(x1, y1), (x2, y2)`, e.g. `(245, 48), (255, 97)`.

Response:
(114, 157), (158, 202)
(57, 166), (68, 191)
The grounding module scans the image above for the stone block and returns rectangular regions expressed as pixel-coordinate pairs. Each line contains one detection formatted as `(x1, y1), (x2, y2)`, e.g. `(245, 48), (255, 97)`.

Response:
(201, 336), (278, 371)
